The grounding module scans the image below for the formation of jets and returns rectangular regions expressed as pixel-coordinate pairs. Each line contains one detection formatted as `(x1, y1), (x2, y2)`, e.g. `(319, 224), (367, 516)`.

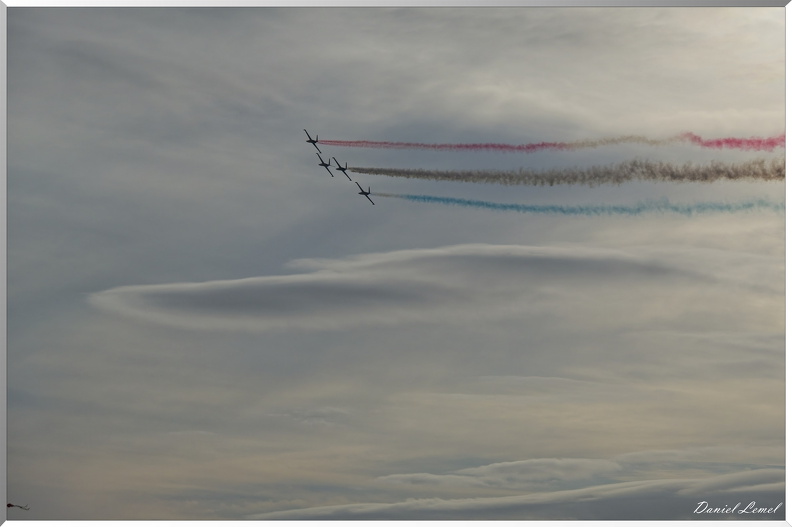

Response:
(304, 129), (374, 205)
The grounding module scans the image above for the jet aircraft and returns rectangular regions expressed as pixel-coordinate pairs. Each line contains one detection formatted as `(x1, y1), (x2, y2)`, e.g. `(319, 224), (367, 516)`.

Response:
(317, 154), (334, 176)
(356, 182), (375, 205)
(304, 129), (321, 153)
(333, 157), (353, 181)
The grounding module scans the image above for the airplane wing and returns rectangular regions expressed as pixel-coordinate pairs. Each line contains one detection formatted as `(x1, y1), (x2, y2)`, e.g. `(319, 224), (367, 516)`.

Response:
(304, 129), (312, 140)
(324, 166), (334, 176)
(355, 182), (365, 192)
(365, 195), (375, 205)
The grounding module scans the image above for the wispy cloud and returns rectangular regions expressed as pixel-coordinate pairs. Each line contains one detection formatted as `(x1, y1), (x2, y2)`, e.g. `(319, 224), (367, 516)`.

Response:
(378, 457), (623, 490)
(375, 446), (784, 494)
(248, 468), (784, 520)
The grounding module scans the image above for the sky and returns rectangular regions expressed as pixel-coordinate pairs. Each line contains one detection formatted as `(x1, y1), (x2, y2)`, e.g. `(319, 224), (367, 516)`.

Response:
(6, 6), (786, 522)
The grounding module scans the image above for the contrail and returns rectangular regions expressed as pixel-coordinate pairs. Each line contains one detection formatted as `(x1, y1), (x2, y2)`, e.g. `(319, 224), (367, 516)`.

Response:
(372, 193), (785, 216)
(352, 157), (785, 187)
(319, 133), (785, 153)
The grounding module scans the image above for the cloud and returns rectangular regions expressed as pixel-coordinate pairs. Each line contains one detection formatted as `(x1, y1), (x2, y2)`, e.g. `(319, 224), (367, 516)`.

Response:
(267, 406), (351, 427)
(457, 458), (622, 485)
(88, 243), (708, 331)
(374, 447), (784, 495)
(378, 458), (623, 490)
(248, 468), (785, 520)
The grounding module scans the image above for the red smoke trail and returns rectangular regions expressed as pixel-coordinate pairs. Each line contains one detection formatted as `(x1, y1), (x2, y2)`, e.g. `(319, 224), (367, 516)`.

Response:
(678, 133), (785, 151)
(317, 140), (567, 153)
(319, 133), (785, 153)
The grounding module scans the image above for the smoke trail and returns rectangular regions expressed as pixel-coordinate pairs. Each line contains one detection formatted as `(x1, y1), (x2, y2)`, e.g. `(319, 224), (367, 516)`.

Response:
(352, 157), (785, 187)
(373, 193), (785, 216)
(679, 133), (785, 151)
(319, 133), (785, 153)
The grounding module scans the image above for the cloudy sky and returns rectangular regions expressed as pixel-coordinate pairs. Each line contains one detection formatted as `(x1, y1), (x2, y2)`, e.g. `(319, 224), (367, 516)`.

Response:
(7, 6), (785, 521)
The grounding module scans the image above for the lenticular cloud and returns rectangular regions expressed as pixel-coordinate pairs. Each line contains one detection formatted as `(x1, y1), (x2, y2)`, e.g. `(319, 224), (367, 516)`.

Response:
(320, 132), (784, 153)
(90, 244), (694, 331)
(353, 157), (784, 187)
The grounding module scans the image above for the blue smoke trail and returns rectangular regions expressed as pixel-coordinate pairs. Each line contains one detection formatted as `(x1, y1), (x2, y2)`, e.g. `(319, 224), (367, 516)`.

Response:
(373, 193), (785, 216)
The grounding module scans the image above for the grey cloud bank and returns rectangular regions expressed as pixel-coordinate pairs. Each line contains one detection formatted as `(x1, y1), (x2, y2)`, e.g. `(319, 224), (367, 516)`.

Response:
(8, 6), (784, 521)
